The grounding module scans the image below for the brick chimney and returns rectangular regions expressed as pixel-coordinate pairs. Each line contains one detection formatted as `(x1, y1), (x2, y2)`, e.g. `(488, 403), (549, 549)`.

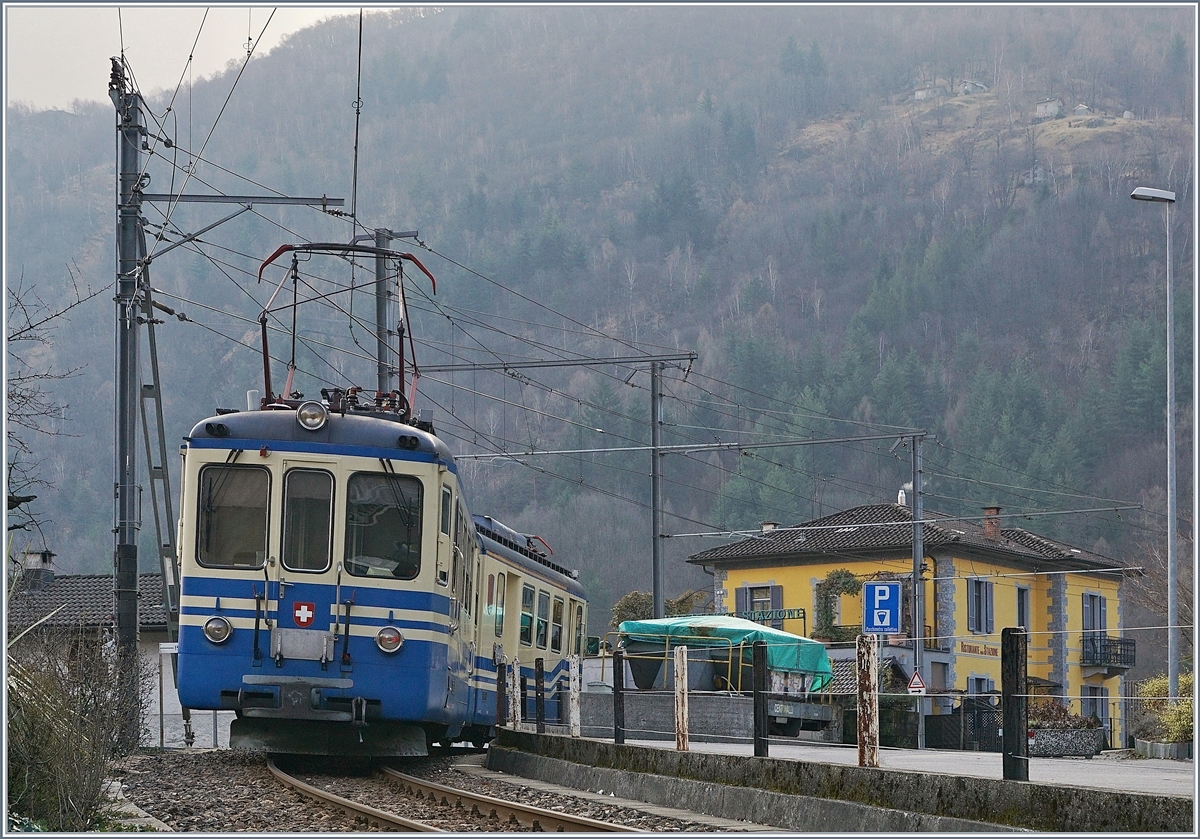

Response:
(982, 507), (1001, 541)
(760, 521), (778, 534)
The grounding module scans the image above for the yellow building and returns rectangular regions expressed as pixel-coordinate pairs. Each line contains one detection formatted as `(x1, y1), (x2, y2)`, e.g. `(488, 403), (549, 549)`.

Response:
(688, 503), (1136, 747)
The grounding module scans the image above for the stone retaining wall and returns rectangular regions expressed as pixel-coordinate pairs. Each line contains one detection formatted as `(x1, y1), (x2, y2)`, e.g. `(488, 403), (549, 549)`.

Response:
(492, 728), (1192, 832)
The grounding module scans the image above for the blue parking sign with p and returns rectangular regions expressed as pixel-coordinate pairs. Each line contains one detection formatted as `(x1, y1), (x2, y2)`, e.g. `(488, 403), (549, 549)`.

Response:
(862, 581), (902, 634)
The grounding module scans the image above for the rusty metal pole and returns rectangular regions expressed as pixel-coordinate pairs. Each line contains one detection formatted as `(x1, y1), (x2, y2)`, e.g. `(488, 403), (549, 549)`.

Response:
(674, 645), (689, 751)
(1002, 627), (1029, 781)
(569, 655), (581, 737)
(535, 658), (546, 734)
(857, 634), (880, 767)
(613, 648), (626, 744)
(753, 640), (768, 757)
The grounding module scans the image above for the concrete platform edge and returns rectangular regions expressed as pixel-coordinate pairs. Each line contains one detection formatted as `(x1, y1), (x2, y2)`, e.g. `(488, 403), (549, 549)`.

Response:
(487, 746), (1021, 832)
(492, 729), (1194, 832)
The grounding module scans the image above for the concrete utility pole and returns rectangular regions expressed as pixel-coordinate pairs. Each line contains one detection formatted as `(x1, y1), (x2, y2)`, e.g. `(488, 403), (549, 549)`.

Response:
(109, 58), (144, 748)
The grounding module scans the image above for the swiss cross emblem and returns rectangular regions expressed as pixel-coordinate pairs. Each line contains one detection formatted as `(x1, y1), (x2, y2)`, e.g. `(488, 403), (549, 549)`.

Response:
(293, 602), (316, 628)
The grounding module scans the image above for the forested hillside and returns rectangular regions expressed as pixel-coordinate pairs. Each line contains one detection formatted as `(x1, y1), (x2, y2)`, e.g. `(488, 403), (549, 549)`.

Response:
(6, 7), (1193, 653)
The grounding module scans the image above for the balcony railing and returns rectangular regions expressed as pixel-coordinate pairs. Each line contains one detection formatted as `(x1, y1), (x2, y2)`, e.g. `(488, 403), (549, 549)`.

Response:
(1081, 634), (1136, 669)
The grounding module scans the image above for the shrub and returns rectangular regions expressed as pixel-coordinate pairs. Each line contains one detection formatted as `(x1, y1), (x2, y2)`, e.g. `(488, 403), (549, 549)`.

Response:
(7, 622), (148, 830)
(1135, 672), (1194, 743)
(1027, 699), (1101, 729)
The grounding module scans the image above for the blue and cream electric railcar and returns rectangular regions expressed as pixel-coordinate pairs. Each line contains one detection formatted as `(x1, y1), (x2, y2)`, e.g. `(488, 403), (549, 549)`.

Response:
(174, 390), (587, 755)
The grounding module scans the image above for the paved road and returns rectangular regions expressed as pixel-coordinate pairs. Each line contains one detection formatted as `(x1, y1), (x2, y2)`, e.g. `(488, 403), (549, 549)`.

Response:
(627, 738), (1195, 798)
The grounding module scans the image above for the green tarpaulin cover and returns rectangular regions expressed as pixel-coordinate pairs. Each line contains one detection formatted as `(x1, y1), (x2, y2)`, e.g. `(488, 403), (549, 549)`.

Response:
(619, 615), (833, 691)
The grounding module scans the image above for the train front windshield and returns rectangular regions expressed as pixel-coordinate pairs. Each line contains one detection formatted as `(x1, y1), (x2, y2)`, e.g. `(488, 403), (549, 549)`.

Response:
(343, 472), (423, 579)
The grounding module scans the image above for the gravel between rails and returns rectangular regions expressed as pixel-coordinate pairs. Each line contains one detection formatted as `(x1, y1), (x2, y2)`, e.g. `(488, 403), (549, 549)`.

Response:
(111, 749), (731, 832)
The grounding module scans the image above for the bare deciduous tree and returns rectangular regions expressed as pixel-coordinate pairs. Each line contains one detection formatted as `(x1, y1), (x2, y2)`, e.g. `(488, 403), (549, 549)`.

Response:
(5, 267), (104, 540)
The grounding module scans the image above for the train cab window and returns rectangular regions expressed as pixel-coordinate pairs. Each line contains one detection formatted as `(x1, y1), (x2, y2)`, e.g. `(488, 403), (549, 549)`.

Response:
(550, 597), (565, 653)
(574, 603), (585, 656)
(495, 573), (506, 637)
(536, 590), (550, 649)
(281, 469), (333, 572)
(520, 584), (535, 645)
(197, 465), (269, 569)
(344, 472), (423, 579)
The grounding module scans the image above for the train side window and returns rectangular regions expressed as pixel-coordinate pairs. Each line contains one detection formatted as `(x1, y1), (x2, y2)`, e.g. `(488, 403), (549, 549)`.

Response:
(520, 584), (534, 645)
(196, 465), (269, 569)
(550, 597), (564, 653)
(440, 487), (452, 536)
(536, 590), (550, 649)
(495, 573), (506, 637)
(344, 472), (422, 579)
(574, 603), (585, 656)
(281, 469), (333, 572)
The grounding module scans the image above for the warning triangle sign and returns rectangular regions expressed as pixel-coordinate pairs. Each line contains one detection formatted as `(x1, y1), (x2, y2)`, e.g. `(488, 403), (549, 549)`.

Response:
(907, 670), (927, 694)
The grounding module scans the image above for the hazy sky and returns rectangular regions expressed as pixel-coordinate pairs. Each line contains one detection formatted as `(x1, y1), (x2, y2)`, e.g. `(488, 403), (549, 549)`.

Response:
(5, 5), (359, 110)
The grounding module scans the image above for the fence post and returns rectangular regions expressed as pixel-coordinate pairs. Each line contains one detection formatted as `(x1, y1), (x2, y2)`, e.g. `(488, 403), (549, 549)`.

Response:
(613, 648), (625, 744)
(535, 658), (546, 734)
(496, 662), (508, 728)
(857, 634), (879, 767)
(508, 665), (522, 729)
(569, 655), (581, 737)
(753, 640), (768, 757)
(1001, 627), (1029, 781)
(675, 645), (689, 751)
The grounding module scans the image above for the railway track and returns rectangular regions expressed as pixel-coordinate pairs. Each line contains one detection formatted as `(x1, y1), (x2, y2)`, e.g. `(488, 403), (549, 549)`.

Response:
(268, 757), (640, 832)
(380, 766), (641, 832)
(267, 759), (443, 831)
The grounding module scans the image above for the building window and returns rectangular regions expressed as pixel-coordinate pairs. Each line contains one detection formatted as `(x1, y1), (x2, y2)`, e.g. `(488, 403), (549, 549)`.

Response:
(932, 662), (949, 691)
(967, 578), (994, 634)
(1082, 592), (1107, 662)
(968, 676), (994, 695)
(1081, 685), (1109, 723)
(1016, 586), (1029, 630)
(736, 584), (783, 629)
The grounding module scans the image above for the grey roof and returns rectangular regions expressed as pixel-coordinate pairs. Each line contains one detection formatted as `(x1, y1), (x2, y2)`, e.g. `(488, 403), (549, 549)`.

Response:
(689, 503), (1124, 575)
(7, 573), (166, 632)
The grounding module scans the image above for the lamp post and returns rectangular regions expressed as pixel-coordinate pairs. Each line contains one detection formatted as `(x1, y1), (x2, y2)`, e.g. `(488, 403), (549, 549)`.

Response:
(1130, 185), (1178, 703)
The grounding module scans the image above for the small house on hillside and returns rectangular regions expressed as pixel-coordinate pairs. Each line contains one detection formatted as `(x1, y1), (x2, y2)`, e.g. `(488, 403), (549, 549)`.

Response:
(914, 86), (948, 101)
(1035, 98), (1064, 119)
(959, 80), (989, 95)
(1073, 104), (1092, 116)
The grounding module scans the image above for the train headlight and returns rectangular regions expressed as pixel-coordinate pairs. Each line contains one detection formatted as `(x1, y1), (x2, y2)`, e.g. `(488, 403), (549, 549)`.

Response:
(375, 626), (404, 653)
(296, 401), (329, 431)
(203, 615), (233, 644)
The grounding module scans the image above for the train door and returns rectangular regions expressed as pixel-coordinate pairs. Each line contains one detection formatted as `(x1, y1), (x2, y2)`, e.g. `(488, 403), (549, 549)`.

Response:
(268, 462), (338, 667)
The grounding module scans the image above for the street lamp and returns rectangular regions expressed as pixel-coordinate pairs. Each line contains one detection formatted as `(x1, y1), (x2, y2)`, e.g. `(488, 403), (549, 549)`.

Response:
(1130, 185), (1178, 703)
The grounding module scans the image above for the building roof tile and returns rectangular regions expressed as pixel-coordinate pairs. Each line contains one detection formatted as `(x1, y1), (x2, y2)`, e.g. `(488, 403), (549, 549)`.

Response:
(689, 503), (1124, 575)
(8, 573), (166, 632)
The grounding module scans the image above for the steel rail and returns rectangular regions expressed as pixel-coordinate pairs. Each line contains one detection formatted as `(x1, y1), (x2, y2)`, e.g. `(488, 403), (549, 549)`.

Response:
(267, 759), (445, 832)
(381, 766), (641, 832)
